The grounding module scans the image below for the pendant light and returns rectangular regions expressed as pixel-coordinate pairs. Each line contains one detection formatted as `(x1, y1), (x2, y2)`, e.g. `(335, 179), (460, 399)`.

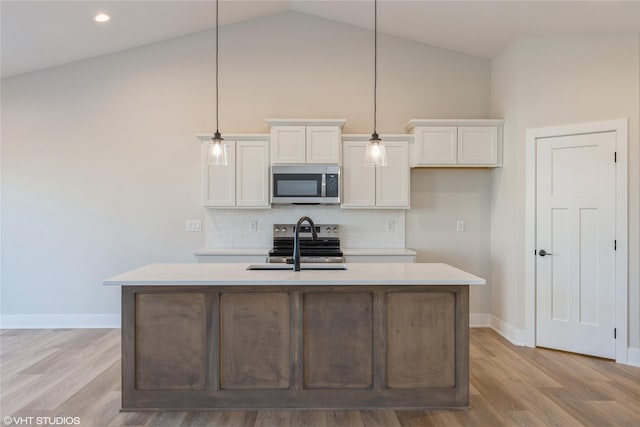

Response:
(209, 0), (228, 166)
(364, 0), (387, 167)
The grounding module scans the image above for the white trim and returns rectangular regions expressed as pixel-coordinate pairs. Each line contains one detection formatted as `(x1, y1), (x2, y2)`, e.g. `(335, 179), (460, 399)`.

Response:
(628, 348), (640, 367)
(0, 314), (120, 329)
(405, 119), (504, 131)
(341, 134), (413, 142)
(490, 315), (527, 346)
(525, 119), (629, 363)
(196, 133), (270, 143)
(470, 313), (491, 327)
(265, 118), (346, 127)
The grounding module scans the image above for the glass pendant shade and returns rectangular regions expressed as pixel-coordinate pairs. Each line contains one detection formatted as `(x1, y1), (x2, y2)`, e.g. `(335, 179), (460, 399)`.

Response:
(208, 132), (228, 166)
(365, 133), (387, 167)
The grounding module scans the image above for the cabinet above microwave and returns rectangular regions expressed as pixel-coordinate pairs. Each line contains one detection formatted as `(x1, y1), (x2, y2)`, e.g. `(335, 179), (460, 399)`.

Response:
(266, 119), (346, 165)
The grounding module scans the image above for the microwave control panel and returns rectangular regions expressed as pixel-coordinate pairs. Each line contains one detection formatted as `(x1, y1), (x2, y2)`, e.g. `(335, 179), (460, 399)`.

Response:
(326, 174), (339, 197)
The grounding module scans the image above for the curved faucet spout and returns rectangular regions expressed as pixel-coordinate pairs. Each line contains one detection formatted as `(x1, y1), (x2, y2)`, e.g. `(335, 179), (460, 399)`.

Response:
(292, 216), (318, 271)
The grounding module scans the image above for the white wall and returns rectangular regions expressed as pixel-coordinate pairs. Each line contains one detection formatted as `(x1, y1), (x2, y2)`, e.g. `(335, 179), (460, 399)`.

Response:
(1, 11), (492, 325)
(406, 168), (493, 315)
(490, 33), (640, 349)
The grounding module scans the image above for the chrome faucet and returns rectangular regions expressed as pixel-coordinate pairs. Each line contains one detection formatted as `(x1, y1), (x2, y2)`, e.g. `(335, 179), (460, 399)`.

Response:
(291, 216), (318, 271)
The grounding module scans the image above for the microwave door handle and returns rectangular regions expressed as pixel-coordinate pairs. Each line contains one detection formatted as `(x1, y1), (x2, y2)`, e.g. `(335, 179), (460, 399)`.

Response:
(321, 174), (326, 198)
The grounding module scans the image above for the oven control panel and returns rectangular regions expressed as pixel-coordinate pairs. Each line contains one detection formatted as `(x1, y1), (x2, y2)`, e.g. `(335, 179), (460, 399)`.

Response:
(273, 224), (340, 239)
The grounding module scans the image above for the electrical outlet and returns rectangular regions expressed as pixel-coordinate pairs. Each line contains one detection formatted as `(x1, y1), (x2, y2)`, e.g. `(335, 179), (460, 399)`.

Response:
(186, 220), (202, 232)
(385, 220), (395, 232)
(250, 220), (258, 231)
(456, 220), (465, 232)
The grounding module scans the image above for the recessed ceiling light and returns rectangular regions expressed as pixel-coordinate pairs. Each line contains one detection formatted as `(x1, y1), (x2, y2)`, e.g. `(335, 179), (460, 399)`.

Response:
(95, 13), (110, 23)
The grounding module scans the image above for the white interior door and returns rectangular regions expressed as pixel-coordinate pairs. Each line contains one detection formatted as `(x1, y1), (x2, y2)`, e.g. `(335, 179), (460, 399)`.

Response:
(536, 131), (616, 359)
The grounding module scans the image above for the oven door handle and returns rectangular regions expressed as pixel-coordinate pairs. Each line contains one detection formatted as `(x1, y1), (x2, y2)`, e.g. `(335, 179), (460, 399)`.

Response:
(321, 174), (326, 198)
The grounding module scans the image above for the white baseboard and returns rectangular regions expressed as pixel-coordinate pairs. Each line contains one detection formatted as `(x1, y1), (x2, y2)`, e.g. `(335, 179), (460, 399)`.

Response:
(628, 347), (640, 367)
(470, 313), (491, 327)
(489, 315), (527, 346)
(0, 314), (120, 329)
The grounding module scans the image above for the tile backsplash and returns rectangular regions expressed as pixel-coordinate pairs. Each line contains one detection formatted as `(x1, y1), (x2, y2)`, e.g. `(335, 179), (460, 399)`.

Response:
(205, 206), (405, 248)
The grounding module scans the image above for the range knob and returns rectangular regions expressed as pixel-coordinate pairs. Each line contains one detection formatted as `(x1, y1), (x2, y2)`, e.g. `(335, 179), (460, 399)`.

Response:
(275, 227), (280, 233)
(282, 226), (288, 232)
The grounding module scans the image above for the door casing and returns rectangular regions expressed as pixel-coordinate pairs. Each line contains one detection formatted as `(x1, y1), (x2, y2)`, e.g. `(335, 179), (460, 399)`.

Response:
(525, 119), (628, 363)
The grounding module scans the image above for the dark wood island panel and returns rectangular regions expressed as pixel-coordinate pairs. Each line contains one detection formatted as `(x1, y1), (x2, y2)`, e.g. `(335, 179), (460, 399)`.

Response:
(121, 284), (469, 410)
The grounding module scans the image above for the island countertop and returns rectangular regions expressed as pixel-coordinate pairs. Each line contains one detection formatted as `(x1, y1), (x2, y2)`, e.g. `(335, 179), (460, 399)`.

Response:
(103, 262), (485, 286)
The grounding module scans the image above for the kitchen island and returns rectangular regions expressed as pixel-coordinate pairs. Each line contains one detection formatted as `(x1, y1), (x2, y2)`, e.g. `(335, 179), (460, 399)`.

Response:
(104, 263), (485, 410)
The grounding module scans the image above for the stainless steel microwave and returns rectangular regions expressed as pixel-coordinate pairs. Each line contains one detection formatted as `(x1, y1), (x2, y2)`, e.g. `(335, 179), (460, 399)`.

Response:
(271, 165), (340, 204)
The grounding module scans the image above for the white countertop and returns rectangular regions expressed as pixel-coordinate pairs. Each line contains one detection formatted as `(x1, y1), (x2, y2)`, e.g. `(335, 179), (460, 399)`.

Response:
(193, 248), (270, 256)
(342, 248), (416, 256)
(103, 262), (485, 286)
(192, 248), (417, 256)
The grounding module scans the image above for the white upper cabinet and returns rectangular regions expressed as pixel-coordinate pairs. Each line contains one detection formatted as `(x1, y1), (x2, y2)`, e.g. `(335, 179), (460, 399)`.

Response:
(341, 138), (410, 209)
(270, 126), (306, 163)
(342, 141), (375, 207)
(197, 135), (270, 208)
(235, 140), (270, 207)
(406, 119), (503, 167)
(267, 119), (345, 164)
(203, 140), (236, 207)
(376, 141), (410, 208)
(457, 126), (498, 165)
(413, 126), (457, 165)
(306, 126), (341, 163)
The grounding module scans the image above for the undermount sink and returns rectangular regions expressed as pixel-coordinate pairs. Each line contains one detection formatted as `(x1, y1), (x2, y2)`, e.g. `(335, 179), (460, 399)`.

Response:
(247, 263), (348, 271)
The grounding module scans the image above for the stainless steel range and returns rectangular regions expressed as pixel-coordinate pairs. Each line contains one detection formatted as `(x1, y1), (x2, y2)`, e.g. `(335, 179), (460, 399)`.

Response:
(268, 224), (343, 263)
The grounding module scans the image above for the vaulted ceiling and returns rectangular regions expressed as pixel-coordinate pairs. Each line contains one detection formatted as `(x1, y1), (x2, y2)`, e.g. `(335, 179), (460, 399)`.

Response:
(2, 0), (639, 78)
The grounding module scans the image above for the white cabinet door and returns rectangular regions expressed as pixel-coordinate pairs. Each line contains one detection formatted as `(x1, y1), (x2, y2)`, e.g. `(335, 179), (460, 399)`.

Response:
(413, 127), (457, 165)
(376, 141), (410, 208)
(270, 126), (306, 163)
(457, 126), (498, 165)
(341, 141), (375, 207)
(236, 140), (269, 207)
(203, 141), (236, 207)
(306, 126), (340, 164)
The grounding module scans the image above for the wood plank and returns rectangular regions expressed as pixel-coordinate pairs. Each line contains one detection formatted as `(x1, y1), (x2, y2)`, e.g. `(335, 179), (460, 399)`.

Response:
(303, 292), (373, 389)
(290, 410), (329, 427)
(326, 411), (365, 427)
(538, 387), (614, 426)
(135, 292), (206, 391)
(107, 411), (154, 427)
(3, 326), (640, 425)
(291, 291), (303, 391)
(220, 292), (290, 389)
(254, 410), (292, 427)
(1, 331), (120, 414)
(387, 291), (456, 388)
(179, 411), (223, 427)
(217, 411), (258, 427)
(395, 410), (436, 427)
(360, 410), (402, 427)
(143, 411), (188, 427)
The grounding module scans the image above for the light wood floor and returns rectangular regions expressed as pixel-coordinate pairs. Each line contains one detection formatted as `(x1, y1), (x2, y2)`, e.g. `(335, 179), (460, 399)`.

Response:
(1, 328), (639, 427)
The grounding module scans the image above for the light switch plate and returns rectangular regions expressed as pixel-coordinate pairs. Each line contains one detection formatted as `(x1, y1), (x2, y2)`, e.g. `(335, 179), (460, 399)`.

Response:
(456, 220), (465, 232)
(186, 220), (202, 232)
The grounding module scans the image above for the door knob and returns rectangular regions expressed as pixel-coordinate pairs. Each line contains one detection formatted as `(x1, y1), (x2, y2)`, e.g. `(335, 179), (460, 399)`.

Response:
(539, 249), (553, 257)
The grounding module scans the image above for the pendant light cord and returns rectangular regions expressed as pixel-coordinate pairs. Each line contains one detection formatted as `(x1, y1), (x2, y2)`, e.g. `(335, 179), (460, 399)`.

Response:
(373, 0), (377, 134)
(215, 0), (220, 135)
